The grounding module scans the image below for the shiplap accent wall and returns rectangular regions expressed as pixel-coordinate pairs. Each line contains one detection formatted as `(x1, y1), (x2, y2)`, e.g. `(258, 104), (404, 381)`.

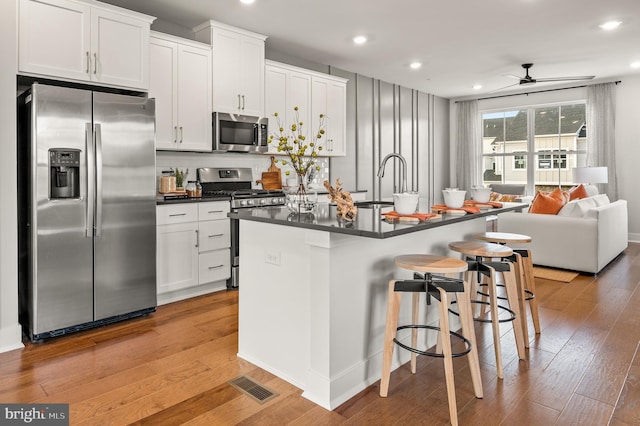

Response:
(329, 67), (450, 208)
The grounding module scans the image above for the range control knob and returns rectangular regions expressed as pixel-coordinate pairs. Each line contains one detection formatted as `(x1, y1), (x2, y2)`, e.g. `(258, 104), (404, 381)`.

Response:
(247, 199), (255, 206)
(240, 200), (248, 207)
(260, 198), (268, 205)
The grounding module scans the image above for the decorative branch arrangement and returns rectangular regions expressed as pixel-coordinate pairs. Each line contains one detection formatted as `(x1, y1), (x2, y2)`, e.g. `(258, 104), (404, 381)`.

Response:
(323, 179), (358, 221)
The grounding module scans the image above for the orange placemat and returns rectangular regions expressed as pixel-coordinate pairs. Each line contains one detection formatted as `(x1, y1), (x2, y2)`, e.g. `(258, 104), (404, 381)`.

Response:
(431, 204), (481, 214)
(382, 211), (439, 222)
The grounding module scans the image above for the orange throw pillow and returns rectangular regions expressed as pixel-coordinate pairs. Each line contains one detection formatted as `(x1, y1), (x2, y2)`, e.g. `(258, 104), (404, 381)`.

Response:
(568, 184), (589, 200)
(529, 188), (567, 214)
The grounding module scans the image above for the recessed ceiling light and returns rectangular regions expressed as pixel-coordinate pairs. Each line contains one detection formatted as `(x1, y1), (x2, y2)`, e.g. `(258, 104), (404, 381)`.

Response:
(353, 35), (367, 45)
(473, 84), (482, 90)
(599, 20), (621, 30)
(631, 61), (640, 69)
(240, 0), (255, 4)
(410, 62), (422, 70)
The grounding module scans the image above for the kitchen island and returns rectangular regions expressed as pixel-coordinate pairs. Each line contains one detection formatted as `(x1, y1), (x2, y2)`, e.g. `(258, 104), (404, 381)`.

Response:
(229, 202), (526, 410)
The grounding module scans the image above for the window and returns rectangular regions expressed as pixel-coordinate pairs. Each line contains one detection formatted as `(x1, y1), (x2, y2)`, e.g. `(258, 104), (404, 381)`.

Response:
(514, 153), (526, 170)
(481, 103), (586, 192)
(537, 150), (567, 169)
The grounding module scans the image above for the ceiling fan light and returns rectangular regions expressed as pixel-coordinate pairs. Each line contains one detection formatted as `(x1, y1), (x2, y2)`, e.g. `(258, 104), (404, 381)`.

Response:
(599, 20), (621, 30)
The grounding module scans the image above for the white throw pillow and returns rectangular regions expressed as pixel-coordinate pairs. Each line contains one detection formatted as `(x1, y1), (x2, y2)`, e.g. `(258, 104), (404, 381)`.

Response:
(591, 193), (611, 206)
(557, 197), (598, 218)
(584, 184), (599, 197)
(557, 199), (580, 217)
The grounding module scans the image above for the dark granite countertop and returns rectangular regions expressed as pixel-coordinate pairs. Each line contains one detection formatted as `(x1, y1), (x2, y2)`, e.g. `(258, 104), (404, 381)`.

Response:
(228, 202), (527, 239)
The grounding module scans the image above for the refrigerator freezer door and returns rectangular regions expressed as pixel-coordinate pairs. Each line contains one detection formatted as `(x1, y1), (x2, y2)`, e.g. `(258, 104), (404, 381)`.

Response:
(92, 93), (157, 319)
(31, 85), (94, 335)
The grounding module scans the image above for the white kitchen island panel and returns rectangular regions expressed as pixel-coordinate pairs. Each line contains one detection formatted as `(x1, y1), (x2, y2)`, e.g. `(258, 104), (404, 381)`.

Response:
(236, 211), (490, 409)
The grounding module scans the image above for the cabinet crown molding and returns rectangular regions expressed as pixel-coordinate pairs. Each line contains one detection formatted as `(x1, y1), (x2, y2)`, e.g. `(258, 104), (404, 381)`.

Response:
(74, 0), (156, 23)
(265, 60), (349, 84)
(192, 19), (268, 41)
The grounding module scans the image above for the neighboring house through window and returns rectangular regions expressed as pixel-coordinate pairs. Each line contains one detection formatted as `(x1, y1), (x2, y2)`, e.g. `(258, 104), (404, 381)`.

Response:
(481, 103), (586, 192)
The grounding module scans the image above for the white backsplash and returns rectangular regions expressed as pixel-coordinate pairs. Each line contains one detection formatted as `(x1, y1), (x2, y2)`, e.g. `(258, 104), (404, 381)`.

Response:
(156, 151), (329, 190)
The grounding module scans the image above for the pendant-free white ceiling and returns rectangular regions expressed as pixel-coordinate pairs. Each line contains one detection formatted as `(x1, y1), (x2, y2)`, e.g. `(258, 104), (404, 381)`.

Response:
(102, 0), (640, 99)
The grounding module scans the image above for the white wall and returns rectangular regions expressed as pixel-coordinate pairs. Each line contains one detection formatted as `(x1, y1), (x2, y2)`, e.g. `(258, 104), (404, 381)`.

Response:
(449, 78), (640, 241)
(615, 75), (640, 241)
(0, 0), (23, 352)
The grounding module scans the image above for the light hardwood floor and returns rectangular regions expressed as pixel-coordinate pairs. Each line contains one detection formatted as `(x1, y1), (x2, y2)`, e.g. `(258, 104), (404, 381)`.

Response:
(2, 243), (640, 425)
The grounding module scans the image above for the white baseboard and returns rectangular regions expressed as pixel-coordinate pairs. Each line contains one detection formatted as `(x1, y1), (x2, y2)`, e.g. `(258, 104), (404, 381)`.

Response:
(628, 233), (640, 243)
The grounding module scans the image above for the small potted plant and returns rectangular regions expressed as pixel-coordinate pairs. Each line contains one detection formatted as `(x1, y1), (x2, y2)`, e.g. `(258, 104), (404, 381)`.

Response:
(174, 168), (188, 190)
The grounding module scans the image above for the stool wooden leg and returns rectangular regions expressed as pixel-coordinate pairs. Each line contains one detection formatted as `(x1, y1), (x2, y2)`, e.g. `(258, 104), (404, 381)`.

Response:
(410, 292), (420, 374)
(487, 269), (504, 379)
(513, 253), (530, 348)
(503, 266), (527, 360)
(523, 250), (541, 334)
(437, 288), (458, 426)
(380, 280), (402, 397)
(459, 272), (483, 399)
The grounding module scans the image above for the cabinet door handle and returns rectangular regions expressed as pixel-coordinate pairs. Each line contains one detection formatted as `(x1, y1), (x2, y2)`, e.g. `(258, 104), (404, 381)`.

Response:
(208, 210), (224, 214)
(93, 53), (97, 75)
(173, 126), (178, 144)
(179, 126), (183, 143)
(195, 229), (199, 247)
(208, 233), (224, 238)
(85, 51), (90, 74)
(208, 264), (224, 270)
(237, 94), (241, 109)
(169, 213), (186, 217)
(241, 95), (245, 110)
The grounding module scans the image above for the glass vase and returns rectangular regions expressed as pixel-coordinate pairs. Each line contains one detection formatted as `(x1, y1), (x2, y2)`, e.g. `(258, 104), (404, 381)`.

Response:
(286, 175), (318, 214)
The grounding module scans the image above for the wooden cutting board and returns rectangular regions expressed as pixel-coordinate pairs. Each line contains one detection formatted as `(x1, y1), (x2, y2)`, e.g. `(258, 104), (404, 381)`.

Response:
(268, 156), (281, 180)
(256, 171), (282, 190)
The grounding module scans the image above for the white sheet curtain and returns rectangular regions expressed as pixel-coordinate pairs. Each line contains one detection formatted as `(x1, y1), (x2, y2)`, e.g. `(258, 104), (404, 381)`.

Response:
(586, 82), (617, 199)
(455, 100), (481, 191)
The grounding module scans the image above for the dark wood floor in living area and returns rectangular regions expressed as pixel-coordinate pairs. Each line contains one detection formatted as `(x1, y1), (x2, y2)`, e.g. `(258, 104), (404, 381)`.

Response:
(1, 243), (640, 425)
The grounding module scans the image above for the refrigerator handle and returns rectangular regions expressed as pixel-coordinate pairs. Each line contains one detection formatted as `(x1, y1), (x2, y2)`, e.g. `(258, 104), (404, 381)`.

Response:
(85, 123), (94, 238)
(95, 123), (103, 237)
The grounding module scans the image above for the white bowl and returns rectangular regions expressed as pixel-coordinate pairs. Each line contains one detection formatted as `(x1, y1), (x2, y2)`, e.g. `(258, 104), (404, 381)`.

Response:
(470, 187), (491, 203)
(393, 192), (419, 214)
(442, 189), (466, 208)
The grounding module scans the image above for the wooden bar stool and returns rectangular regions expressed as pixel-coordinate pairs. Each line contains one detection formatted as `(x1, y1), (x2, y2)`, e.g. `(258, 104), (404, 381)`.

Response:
(380, 254), (483, 426)
(448, 241), (527, 379)
(473, 232), (541, 346)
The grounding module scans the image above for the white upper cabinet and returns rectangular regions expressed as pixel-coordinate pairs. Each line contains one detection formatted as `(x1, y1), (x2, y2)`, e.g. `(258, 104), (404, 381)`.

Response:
(264, 61), (311, 155)
(19, 0), (153, 90)
(149, 32), (212, 152)
(265, 61), (347, 157)
(312, 75), (347, 156)
(194, 20), (267, 117)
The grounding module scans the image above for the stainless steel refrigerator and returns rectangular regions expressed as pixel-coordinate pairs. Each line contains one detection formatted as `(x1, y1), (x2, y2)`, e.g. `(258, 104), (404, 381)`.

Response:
(18, 83), (157, 341)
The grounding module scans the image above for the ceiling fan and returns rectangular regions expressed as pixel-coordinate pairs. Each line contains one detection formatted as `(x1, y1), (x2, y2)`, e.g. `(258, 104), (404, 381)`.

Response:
(493, 63), (595, 91)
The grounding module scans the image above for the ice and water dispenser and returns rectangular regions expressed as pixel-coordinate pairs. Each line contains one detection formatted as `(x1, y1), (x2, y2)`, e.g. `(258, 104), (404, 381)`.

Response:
(49, 148), (80, 199)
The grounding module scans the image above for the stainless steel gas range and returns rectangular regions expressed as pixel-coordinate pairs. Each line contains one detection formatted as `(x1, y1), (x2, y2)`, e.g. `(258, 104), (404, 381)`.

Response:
(197, 168), (286, 289)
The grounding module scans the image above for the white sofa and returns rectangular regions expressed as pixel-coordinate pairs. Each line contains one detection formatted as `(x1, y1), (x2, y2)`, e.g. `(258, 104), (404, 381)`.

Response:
(497, 194), (628, 274)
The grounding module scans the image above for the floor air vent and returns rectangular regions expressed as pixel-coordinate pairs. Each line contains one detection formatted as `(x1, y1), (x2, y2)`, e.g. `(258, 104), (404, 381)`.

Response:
(228, 376), (279, 404)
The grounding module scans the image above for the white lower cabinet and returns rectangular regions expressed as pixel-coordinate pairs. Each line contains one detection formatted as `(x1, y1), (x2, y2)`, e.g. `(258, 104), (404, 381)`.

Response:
(156, 221), (199, 293)
(156, 200), (230, 303)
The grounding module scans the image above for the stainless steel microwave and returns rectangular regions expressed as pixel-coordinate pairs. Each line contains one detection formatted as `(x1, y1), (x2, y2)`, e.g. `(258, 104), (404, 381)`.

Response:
(212, 112), (269, 153)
